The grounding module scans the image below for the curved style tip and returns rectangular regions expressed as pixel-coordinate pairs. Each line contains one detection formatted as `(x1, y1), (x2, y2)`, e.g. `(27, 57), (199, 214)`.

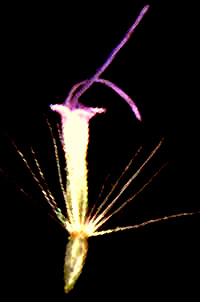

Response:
(51, 5), (149, 122)
(143, 4), (150, 12)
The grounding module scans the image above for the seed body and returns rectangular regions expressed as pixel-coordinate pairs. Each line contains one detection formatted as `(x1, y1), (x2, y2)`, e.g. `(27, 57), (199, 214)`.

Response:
(64, 236), (88, 293)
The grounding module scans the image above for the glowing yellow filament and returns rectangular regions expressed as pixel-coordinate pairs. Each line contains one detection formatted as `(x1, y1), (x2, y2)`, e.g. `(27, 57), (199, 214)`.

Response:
(50, 105), (105, 228)
(63, 108), (91, 226)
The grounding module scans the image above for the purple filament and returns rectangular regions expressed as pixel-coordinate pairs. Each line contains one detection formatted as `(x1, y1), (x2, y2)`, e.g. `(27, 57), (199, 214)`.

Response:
(72, 5), (149, 100)
(61, 5), (150, 120)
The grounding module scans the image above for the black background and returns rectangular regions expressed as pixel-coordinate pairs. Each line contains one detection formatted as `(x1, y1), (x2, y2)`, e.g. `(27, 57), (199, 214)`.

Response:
(1, 1), (199, 300)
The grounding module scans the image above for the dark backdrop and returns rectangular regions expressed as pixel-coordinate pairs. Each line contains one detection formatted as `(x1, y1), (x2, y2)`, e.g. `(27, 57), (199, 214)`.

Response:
(1, 1), (199, 300)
